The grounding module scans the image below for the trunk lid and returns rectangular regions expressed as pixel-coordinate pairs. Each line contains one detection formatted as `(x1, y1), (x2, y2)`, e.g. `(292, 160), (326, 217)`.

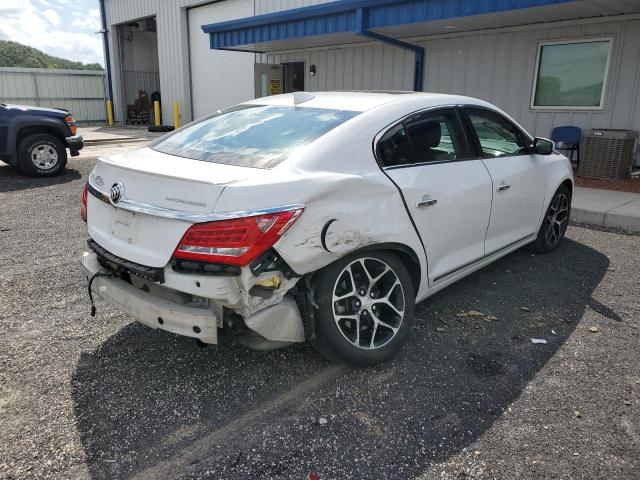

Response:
(87, 147), (261, 267)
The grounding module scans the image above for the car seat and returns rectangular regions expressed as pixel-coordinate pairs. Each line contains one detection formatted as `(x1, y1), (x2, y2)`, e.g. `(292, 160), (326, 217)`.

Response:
(408, 120), (442, 163)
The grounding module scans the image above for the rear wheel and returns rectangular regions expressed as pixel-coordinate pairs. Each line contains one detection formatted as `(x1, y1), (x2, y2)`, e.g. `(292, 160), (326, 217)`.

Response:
(310, 251), (415, 366)
(18, 133), (67, 177)
(530, 185), (571, 253)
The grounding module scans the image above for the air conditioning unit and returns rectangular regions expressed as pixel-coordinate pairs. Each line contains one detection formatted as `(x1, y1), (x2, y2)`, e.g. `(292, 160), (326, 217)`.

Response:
(578, 129), (639, 180)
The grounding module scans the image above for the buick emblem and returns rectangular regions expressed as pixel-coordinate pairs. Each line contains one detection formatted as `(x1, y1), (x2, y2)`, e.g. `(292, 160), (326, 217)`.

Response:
(109, 182), (125, 204)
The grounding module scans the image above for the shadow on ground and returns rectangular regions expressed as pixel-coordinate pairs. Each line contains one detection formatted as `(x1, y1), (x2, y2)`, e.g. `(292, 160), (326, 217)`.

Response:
(71, 239), (611, 479)
(0, 163), (81, 193)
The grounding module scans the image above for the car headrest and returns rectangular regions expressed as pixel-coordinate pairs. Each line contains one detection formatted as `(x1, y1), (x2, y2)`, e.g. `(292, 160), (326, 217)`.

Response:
(409, 121), (441, 148)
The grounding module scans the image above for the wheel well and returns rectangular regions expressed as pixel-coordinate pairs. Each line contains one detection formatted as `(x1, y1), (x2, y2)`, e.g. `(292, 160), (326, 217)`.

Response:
(354, 243), (422, 294)
(297, 243), (423, 343)
(16, 126), (66, 148)
(391, 248), (421, 295)
(561, 179), (573, 197)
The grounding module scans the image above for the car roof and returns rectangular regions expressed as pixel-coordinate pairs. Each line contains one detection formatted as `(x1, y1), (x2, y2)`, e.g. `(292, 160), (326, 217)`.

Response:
(241, 91), (487, 112)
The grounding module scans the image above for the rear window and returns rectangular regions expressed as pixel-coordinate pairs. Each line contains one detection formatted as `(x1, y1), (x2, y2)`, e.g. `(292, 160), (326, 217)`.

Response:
(150, 105), (359, 169)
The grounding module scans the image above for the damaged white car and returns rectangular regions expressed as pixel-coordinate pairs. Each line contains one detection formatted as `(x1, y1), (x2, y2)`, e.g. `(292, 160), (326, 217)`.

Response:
(81, 91), (573, 365)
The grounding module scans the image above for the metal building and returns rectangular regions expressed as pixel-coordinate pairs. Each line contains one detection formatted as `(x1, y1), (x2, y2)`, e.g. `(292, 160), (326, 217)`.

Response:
(100, 0), (640, 163)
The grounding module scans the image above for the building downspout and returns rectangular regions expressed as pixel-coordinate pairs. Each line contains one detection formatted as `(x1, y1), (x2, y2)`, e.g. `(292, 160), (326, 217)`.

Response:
(98, 0), (114, 104)
(355, 8), (425, 92)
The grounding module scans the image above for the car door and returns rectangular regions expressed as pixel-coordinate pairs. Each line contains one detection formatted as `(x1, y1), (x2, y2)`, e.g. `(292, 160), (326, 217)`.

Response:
(462, 107), (546, 254)
(381, 108), (493, 284)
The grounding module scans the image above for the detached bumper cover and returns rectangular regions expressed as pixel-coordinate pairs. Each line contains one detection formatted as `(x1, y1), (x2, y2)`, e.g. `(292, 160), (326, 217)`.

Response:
(66, 134), (83, 156)
(82, 252), (218, 343)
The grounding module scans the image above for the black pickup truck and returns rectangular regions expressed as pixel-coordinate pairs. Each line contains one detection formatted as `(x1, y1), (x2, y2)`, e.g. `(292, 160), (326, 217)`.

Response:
(0, 103), (83, 177)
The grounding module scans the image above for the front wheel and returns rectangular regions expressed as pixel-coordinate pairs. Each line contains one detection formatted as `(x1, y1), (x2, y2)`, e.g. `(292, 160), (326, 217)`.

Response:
(18, 133), (67, 177)
(310, 251), (415, 366)
(530, 185), (571, 253)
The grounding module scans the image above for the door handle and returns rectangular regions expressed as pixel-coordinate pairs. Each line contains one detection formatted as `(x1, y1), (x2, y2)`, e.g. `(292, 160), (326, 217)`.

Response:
(416, 197), (438, 208)
(497, 183), (511, 192)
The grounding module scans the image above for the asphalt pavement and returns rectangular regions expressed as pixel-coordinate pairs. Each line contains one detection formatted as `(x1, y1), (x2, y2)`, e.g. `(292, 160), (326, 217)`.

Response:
(0, 147), (638, 479)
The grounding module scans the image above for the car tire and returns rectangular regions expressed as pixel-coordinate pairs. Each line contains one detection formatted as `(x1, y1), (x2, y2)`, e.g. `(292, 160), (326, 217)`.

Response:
(18, 133), (67, 177)
(529, 184), (571, 253)
(309, 251), (415, 366)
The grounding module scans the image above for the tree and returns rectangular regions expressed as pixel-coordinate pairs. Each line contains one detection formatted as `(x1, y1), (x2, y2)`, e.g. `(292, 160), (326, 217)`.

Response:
(0, 40), (103, 70)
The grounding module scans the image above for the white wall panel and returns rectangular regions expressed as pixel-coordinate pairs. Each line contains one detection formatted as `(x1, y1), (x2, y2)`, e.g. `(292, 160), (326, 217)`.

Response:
(188, 0), (255, 119)
(255, 0), (328, 15)
(104, 0), (331, 123)
(264, 43), (414, 92)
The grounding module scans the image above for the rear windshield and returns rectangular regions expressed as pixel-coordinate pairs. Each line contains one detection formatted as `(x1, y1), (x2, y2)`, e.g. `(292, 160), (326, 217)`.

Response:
(150, 105), (360, 169)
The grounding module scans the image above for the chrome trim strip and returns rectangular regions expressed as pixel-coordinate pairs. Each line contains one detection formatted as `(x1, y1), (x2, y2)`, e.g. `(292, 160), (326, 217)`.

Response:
(86, 178), (304, 223)
(87, 181), (110, 204)
(432, 233), (536, 283)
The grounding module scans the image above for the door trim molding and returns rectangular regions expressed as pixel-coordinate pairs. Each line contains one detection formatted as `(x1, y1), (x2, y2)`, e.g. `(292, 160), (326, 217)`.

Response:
(432, 232), (536, 283)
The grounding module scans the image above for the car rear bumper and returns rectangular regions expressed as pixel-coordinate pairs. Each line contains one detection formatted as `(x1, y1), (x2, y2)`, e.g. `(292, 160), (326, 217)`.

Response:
(81, 238), (306, 345)
(82, 251), (219, 343)
(66, 134), (83, 156)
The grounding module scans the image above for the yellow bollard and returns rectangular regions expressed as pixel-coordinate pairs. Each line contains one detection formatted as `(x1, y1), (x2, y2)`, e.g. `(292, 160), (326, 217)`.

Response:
(153, 100), (161, 127)
(106, 100), (113, 126)
(172, 101), (181, 129)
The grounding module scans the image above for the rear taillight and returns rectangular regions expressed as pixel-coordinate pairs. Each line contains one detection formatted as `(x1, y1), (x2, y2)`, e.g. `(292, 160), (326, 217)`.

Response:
(172, 208), (303, 266)
(81, 184), (88, 223)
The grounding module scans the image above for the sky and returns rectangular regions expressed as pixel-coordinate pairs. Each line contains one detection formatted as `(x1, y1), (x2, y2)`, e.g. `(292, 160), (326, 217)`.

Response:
(0, 0), (104, 66)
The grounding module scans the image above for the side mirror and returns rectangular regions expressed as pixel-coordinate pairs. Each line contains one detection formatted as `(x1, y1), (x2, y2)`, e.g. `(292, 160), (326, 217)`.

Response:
(533, 137), (554, 155)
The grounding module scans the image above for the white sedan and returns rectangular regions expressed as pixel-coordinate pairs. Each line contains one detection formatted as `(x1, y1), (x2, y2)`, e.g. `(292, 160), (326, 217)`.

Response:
(81, 91), (573, 365)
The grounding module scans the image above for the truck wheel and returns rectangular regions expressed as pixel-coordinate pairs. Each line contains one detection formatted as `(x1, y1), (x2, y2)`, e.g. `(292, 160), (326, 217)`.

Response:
(529, 185), (571, 253)
(310, 251), (415, 366)
(18, 134), (67, 177)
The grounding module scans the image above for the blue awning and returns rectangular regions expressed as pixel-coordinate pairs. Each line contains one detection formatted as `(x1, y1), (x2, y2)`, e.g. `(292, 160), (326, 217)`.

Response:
(201, 0), (576, 51)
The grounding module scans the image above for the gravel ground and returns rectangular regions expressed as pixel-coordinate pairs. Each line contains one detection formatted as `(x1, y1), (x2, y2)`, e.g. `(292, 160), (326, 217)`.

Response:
(0, 150), (638, 480)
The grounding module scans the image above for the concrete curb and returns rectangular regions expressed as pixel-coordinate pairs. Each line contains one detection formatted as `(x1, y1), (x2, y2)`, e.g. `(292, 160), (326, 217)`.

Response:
(572, 207), (605, 227)
(572, 187), (640, 233)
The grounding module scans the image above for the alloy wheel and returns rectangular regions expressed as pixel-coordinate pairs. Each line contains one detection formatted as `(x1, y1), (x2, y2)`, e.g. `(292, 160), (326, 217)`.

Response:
(544, 193), (569, 247)
(332, 257), (405, 350)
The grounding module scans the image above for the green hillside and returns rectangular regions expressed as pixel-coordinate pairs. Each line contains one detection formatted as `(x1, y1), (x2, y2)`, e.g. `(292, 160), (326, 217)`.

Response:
(0, 40), (103, 70)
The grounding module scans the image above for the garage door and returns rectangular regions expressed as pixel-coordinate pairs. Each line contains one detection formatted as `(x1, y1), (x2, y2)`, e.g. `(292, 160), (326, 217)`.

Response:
(188, 0), (255, 120)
